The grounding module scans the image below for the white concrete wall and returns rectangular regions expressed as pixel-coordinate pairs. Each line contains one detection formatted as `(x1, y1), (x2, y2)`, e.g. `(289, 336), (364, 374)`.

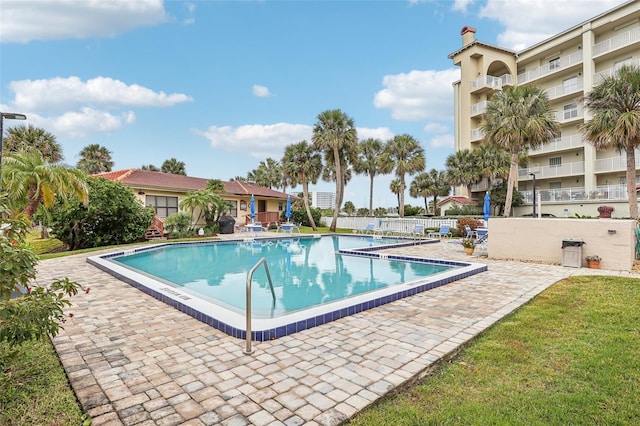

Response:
(488, 218), (636, 271)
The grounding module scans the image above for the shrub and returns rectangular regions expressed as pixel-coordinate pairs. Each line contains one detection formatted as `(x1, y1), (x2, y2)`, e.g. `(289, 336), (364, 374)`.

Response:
(290, 207), (323, 227)
(455, 217), (484, 236)
(165, 212), (192, 234)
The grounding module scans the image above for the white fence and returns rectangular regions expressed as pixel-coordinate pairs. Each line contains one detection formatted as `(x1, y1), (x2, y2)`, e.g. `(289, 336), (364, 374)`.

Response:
(321, 216), (459, 234)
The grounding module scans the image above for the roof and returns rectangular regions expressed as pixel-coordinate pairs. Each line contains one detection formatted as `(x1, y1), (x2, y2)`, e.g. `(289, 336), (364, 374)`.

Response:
(436, 196), (478, 207)
(448, 39), (516, 60)
(94, 169), (291, 199)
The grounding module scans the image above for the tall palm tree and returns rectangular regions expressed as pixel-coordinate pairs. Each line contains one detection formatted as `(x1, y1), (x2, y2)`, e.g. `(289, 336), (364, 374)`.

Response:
(77, 143), (114, 174)
(481, 85), (559, 217)
(353, 138), (393, 216)
(382, 134), (425, 217)
(161, 158), (187, 176)
(3, 124), (63, 163)
(246, 167), (268, 187)
(445, 149), (480, 198)
(410, 169), (450, 214)
(473, 144), (512, 192)
(282, 141), (322, 230)
(312, 109), (358, 231)
(2, 150), (88, 223)
(389, 178), (402, 213)
(206, 179), (226, 193)
(581, 64), (640, 219)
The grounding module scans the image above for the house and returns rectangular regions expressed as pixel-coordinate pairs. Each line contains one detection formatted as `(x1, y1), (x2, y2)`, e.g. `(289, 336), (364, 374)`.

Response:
(95, 169), (291, 237)
(448, 0), (640, 218)
(437, 196), (477, 215)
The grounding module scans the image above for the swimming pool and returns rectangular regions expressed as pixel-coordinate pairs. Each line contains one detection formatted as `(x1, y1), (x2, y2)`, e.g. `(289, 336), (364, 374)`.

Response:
(88, 235), (487, 341)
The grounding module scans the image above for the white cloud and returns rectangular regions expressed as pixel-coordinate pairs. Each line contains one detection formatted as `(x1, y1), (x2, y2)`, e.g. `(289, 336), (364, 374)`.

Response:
(1, 0), (169, 43)
(373, 68), (460, 121)
(8, 76), (192, 112)
(430, 134), (454, 149)
(356, 127), (395, 141)
(479, 0), (628, 51)
(452, 0), (474, 13)
(252, 85), (273, 98)
(423, 122), (449, 134)
(26, 108), (136, 138)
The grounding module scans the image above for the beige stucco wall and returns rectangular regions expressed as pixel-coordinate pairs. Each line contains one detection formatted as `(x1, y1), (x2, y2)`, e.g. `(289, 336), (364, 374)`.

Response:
(488, 218), (636, 271)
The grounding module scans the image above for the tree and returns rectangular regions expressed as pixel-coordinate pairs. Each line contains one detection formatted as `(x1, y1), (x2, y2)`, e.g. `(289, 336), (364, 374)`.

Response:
(445, 149), (480, 198)
(390, 178), (402, 213)
(2, 150), (88, 221)
(77, 143), (114, 174)
(472, 144), (512, 193)
(255, 158), (282, 189)
(312, 109), (358, 231)
(353, 138), (392, 216)
(481, 85), (559, 217)
(343, 201), (356, 216)
(161, 158), (187, 175)
(206, 179), (226, 193)
(282, 141), (322, 230)
(141, 164), (160, 171)
(581, 64), (640, 219)
(49, 177), (155, 250)
(180, 189), (223, 227)
(382, 134), (426, 217)
(410, 169), (450, 215)
(2, 124), (63, 163)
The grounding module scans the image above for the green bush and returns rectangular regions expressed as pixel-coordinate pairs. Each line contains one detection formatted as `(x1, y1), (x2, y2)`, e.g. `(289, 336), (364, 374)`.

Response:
(444, 204), (483, 216)
(290, 207), (323, 227)
(164, 212), (191, 234)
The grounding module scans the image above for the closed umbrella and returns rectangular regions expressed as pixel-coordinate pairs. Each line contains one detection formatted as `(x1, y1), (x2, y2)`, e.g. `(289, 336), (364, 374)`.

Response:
(285, 196), (292, 222)
(483, 192), (491, 222)
(250, 194), (256, 222)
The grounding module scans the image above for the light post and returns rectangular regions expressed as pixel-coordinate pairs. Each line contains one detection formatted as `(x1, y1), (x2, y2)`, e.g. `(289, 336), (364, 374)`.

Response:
(0, 112), (27, 192)
(529, 172), (537, 217)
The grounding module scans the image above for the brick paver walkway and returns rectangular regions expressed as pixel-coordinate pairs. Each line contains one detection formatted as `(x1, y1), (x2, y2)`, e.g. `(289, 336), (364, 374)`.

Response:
(35, 238), (636, 425)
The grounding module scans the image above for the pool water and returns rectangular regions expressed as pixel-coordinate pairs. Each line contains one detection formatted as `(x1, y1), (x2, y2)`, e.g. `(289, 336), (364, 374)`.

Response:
(113, 236), (451, 318)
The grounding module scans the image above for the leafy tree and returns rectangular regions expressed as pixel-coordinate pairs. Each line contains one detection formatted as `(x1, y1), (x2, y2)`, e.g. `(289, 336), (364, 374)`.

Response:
(382, 134), (426, 217)
(76, 143), (114, 174)
(403, 204), (422, 216)
(282, 141), (322, 230)
(410, 169), (450, 214)
(373, 207), (387, 217)
(141, 164), (160, 171)
(312, 109), (358, 231)
(290, 206), (322, 228)
(481, 85), (559, 217)
(581, 64), (640, 219)
(353, 138), (392, 215)
(2, 124), (63, 163)
(445, 149), (480, 198)
(49, 177), (154, 250)
(343, 201), (356, 216)
(161, 158), (187, 175)
(356, 208), (369, 217)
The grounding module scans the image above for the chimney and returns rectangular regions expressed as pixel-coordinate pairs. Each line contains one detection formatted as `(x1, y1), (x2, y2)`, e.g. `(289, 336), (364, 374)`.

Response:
(461, 26), (476, 46)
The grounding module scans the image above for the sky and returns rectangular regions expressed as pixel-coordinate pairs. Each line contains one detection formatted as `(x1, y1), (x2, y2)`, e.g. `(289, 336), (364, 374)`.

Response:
(0, 0), (629, 208)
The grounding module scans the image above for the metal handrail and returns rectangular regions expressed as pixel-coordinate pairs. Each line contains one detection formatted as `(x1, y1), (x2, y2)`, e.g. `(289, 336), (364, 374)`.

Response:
(244, 257), (275, 354)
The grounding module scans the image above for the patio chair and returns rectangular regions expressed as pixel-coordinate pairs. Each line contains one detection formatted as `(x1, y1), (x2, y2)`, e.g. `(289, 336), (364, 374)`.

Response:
(409, 223), (425, 238)
(464, 225), (475, 238)
(428, 224), (452, 238)
(359, 223), (376, 234)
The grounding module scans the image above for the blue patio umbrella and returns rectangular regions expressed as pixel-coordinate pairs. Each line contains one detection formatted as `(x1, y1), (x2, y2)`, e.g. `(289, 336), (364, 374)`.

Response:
(285, 195), (292, 221)
(249, 194), (256, 222)
(483, 191), (491, 222)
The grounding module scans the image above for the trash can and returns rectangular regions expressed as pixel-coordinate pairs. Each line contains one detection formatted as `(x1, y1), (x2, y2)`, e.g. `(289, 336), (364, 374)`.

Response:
(218, 215), (235, 234)
(561, 238), (585, 268)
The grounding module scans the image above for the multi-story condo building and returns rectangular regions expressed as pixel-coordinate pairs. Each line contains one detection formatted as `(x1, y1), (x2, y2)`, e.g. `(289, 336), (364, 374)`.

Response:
(449, 0), (640, 217)
(311, 191), (336, 209)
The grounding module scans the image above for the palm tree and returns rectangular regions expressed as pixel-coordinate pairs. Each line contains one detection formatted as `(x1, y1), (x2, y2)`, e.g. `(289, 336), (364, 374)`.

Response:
(445, 149), (480, 198)
(282, 141), (322, 230)
(410, 169), (450, 214)
(389, 178), (402, 213)
(312, 109), (358, 231)
(161, 158), (187, 175)
(141, 164), (160, 171)
(246, 167), (268, 187)
(77, 143), (114, 174)
(382, 134), (425, 217)
(180, 189), (224, 227)
(473, 144), (513, 192)
(481, 85), (559, 217)
(353, 138), (393, 216)
(2, 124), (63, 163)
(2, 150), (88, 238)
(206, 179), (226, 193)
(581, 64), (640, 219)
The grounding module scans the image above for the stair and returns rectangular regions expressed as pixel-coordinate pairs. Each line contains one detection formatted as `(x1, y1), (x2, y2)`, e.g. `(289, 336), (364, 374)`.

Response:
(145, 226), (163, 240)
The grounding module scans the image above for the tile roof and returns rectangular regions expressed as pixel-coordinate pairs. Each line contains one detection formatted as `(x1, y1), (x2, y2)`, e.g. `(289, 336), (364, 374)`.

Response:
(436, 196), (478, 206)
(93, 169), (290, 199)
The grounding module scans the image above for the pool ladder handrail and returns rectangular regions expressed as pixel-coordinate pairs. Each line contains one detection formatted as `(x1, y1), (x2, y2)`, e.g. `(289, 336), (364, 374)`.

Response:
(244, 257), (275, 354)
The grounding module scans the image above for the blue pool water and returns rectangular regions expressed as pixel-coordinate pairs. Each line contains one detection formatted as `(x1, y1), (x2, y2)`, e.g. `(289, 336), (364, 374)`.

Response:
(89, 235), (487, 341)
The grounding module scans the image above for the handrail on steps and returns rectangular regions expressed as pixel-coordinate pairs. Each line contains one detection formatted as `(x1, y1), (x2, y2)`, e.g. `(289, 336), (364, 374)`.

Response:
(244, 257), (275, 354)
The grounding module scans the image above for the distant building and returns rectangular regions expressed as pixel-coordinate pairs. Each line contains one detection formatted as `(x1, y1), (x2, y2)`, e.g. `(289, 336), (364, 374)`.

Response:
(311, 191), (336, 209)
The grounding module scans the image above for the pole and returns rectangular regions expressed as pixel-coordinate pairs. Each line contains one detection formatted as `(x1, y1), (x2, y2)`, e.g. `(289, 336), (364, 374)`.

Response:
(529, 173), (537, 217)
(0, 112), (28, 193)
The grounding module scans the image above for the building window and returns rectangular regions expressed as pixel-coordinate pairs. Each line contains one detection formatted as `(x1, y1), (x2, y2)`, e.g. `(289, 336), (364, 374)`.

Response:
(548, 57), (560, 71)
(563, 103), (578, 120)
(146, 195), (178, 218)
(549, 157), (562, 167)
(563, 76), (578, 93)
(278, 202), (283, 212)
(224, 201), (238, 217)
(614, 57), (632, 72)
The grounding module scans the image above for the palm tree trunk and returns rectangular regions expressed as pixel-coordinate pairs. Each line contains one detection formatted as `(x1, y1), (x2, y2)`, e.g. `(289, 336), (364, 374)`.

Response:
(399, 178), (405, 217)
(330, 147), (342, 232)
(369, 176), (374, 216)
(626, 150), (638, 219)
(302, 181), (317, 231)
(503, 154), (519, 217)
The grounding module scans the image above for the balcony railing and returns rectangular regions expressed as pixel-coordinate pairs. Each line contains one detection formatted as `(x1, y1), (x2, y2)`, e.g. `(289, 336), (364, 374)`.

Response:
(520, 184), (628, 204)
(470, 100), (488, 117)
(553, 105), (584, 123)
(471, 74), (513, 91)
(593, 26), (640, 57)
(594, 153), (640, 173)
(517, 51), (582, 84)
(471, 128), (484, 141)
(528, 134), (585, 155)
(594, 59), (640, 85)
(544, 77), (583, 100)
(519, 161), (585, 179)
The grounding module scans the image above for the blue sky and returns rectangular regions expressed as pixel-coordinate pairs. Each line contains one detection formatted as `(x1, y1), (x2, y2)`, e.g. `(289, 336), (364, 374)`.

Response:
(0, 0), (628, 208)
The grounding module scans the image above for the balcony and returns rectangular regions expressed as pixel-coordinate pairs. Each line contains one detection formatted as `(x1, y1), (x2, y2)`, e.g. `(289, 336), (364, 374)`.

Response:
(470, 100), (488, 117)
(594, 59), (640, 85)
(519, 161), (585, 179)
(470, 128), (484, 141)
(517, 51), (582, 84)
(544, 78), (583, 101)
(594, 153), (640, 173)
(471, 74), (513, 93)
(593, 26), (640, 57)
(528, 134), (585, 155)
(519, 184), (628, 204)
(554, 105), (584, 124)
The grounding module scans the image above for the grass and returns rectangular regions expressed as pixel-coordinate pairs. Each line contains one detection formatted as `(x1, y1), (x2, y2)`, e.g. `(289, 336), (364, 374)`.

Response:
(349, 275), (640, 425)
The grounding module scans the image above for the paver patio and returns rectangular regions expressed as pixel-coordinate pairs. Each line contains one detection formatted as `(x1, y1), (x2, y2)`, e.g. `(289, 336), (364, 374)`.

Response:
(35, 238), (636, 425)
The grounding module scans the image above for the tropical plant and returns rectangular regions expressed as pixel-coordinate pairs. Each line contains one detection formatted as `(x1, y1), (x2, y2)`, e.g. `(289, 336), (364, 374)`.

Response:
(353, 138), (392, 216)
(382, 134), (426, 217)
(2, 124), (63, 163)
(445, 149), (481, 198)
(481, 85), (560, 217)
(461, 237), (476, 249)
(164, 212), (192, 235)
(343, 201), (356, 216)
(410, 169), (450, 215)
(161, 158), (187, 175)
(312, 109), (358, 231)
(250, 158), (282, 189)
(581, 64), (640, 219)
(390, 178), (402, 212)
(76, 143), (114, 174)
(472, 144), (513, 192)
(141, 164), (160, 171)
(180, 189), (225, 227)
(282, 140), (322, 230)
(48, 177), (154, 250)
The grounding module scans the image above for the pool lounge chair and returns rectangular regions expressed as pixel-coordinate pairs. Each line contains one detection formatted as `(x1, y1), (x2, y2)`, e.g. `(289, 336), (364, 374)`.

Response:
(409, 223), (425, 238)
(359, 223), (376, 234)
(428, 224), (452, 238)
